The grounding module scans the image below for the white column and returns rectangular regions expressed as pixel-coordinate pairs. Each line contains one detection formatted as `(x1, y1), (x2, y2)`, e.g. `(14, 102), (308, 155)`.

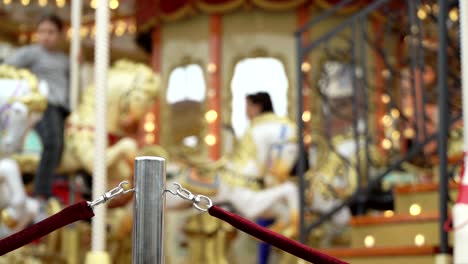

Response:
(69, 0), (82, 111)
(454, 1), (468, 264)
(90, 0), (109, 257)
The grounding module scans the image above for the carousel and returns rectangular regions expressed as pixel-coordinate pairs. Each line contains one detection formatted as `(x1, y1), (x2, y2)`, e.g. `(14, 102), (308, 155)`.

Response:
(0, 0), (466, 263)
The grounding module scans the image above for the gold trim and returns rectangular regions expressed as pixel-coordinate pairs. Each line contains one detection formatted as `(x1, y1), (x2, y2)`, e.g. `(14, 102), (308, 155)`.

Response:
(160, 4), (194, 23)
(196, 0), (245, 13)
(314, 0), (364, 14)
(252, 0), (307, 11)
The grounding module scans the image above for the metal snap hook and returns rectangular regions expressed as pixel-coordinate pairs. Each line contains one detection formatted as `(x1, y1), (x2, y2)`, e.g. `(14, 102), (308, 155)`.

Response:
(193, 195), (213, 212)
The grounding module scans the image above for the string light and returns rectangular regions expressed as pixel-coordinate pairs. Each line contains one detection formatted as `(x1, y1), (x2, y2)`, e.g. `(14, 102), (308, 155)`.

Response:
(109, 0), (119, 9)
(381, 94), (390, 104)
(21, 0), (30, 6)
(38, 0), (47, 7)
(364, 236), (375, 248)
(302, 111), (311, 122)
(90, 0), (97, 9)
(144, 122), (156, 133)
(3, 0), (11, 5)
(384, 210), (394, 218)
(205, 110), (218, 123)
(414, 234), (425, 247)
(409, 204), (421, 216)
(207, 63), (217, 73)
(56, 0), (65, 8)
(390, 108), (400, 118)
(301, 62), (311, 73)
(381, 139), (392, 150)
(404, 128), (415, 138)
(114, 21), (126, 36)
(205, 134), (217, 146)
(449, 8), (459, 22)
(417, 8), (427, 20)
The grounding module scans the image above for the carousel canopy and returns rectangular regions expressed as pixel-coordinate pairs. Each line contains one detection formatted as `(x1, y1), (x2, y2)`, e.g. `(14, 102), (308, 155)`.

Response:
(135, 0), (372, 32)
(0, 0), (147, 61)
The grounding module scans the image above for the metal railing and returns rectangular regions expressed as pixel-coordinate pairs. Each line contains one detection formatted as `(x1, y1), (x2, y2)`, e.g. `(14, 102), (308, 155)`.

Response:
(295, 0), (460, 255)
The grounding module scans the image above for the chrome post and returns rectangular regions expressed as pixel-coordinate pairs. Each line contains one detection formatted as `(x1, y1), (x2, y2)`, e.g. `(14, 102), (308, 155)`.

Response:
(132, 156), (166, 263)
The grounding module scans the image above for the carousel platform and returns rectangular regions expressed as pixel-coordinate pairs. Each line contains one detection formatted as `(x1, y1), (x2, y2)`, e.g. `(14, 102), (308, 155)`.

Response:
(322, 182), (458, 264)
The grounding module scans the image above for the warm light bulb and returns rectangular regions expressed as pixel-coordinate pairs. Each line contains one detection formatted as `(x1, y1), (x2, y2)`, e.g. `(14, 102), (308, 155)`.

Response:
(381, 94), (390, 104)
(404, 128), (415, 138)
(449, 8), (459, 22)
(109, 0), (119, 9)
(114, 21), (126, 36)
(301, 62), (311, 73)
(302, 111), (311, 122)
(90, 0), (97, 9)
(409, 204), (421, 216)
(390, 108), (400, 118)
(417, 8), (427, 20)
(38, 0), (47, 6)
(384, 210), (394, 218)
(21, 0), (30, 6)
(144, 122), (156, 133)
(392, 131), (401, 140)
(56, 0), (65, 8)
(205, 134), (217, 146)
(414, 234), (425, 247)
(364, 235), (375, 248)
(381, 139), (392, 150)
(205, 110), (218, 123)
(381, 115), (392, 127)
(3, 0), (11, 5)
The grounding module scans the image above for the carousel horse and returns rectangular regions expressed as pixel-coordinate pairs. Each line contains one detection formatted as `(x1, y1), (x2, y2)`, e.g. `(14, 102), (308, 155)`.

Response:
(305, 132), (387, 247)
(58, 60), (160, 193)
(166, 113), (300, 239)
(0, 64), (48, 238)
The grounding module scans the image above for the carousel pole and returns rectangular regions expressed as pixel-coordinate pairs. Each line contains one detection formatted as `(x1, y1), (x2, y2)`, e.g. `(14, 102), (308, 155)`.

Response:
(453, 0), (468, 263)
(69, 0), (82, 111)
(85, 0), (110, 262)
(62, 1), (82, 263)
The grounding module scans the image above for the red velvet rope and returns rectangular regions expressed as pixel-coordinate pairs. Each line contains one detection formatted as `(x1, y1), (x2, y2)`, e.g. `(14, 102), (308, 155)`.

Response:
(208, 205), (348, 264)
(0, 201), (94, 256)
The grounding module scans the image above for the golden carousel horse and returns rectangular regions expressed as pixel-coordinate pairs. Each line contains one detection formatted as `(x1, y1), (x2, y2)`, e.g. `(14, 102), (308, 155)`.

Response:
(304, 132), (387, 247)
(59, 60), (160, 190)
(60, 60), (160, 262)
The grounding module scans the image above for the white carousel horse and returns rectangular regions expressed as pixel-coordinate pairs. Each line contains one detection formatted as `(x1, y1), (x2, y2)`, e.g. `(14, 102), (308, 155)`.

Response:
(0, 65), (48, 238)
(166, 113), (300, 236)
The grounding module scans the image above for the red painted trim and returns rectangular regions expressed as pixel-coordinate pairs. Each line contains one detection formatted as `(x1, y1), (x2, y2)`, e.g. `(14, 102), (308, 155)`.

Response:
(146, 27), (162, 145)
(208, 14), (222, 160)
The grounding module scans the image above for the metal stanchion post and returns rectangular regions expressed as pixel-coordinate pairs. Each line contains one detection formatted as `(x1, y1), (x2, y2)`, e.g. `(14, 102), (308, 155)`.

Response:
(132, 156), (166, 264)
